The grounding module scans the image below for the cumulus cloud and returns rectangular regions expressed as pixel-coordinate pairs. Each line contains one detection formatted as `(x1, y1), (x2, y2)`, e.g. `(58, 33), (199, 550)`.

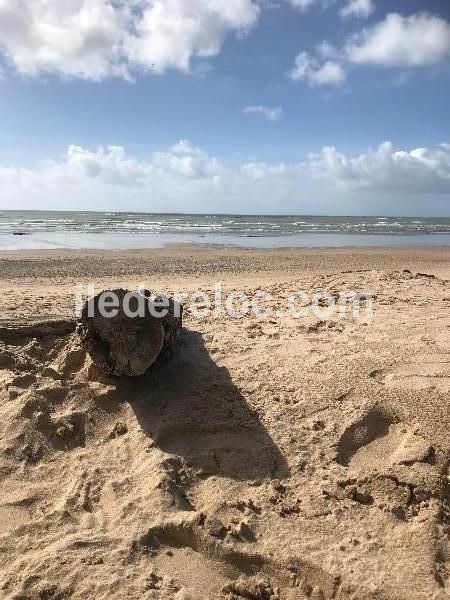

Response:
(0, 0), (260, 80)
(152, 140), (222, 178)
(0, 141), (229, 212)
(340, 0), (374, 19)
(316, 41), (339, 60)
(240, 161), (293, 179)
(0, 0), (126, 80)
(59, 140), (222, 183)
(1, 140), (449, 214)
(307, 141), (450, 192)
(236, 141), (450, 194)
(289, 51), (346, 86)
(125, 0), (260, 74)
(290, 12), (450, 88)
(346, 12), (450, 67)
(285, 0), (317, 10)
(285, 0), (335, 11)
(243, 105), (283, 121)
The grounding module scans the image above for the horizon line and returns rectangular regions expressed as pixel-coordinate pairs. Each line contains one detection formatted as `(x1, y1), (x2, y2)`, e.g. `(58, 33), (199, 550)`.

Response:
(1, 210), (450, 219)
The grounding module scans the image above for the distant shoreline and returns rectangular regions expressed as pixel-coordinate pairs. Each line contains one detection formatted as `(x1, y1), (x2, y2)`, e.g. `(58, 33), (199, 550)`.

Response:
(1, 231), (450, 251)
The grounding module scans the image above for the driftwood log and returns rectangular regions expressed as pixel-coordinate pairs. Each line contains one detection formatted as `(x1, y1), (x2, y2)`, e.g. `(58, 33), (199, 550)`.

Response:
(77, 289), (182, 377)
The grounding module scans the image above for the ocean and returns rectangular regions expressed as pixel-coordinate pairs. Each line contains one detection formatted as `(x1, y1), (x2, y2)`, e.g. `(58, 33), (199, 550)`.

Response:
(1, 211), (450, 250)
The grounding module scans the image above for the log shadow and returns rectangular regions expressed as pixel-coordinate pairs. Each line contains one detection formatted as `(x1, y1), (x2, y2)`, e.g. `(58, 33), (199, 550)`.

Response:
(128, 329), (289, 482)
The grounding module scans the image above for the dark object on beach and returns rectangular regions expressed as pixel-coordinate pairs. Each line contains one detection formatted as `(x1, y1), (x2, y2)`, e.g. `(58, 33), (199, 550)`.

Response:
(77, 289), (182, 377)
(13, 231), (30, 236)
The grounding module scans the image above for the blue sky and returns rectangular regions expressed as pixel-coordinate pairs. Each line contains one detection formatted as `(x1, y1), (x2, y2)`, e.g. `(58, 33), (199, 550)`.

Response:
(0, 0), (449, 215)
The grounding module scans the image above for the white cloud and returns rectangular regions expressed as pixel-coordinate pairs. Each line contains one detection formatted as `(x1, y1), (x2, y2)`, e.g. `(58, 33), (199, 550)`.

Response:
(340, 0), (375, 19)
(63, 144), (150, 185)
(1, 141), (449, 214)
(346, 12), (450, 67)
(61, 140), (222, 184)
(243, 105), (283, 121)
(285, 0), (334, 11)
(125, 0), (260, 74)
(152, 140), (221, 178)
(240, 161), (293, 179)
(316, 41), (339, 60)
(0, 0), (126, 80)
(0, 0), (260, 80)
(290, 12), (450, 88)
(289, 51), (346, 86)
(0, 141), (229, 212)
(285, 0), (317, 10)
(307, 141), (450, 192)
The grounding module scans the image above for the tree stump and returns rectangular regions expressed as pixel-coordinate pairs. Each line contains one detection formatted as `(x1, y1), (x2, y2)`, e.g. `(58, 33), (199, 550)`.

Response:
(77, 289), (182, 377)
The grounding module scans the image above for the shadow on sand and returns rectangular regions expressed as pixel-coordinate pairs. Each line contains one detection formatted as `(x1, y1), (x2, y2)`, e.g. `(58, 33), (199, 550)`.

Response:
(117, 329), (289, 481)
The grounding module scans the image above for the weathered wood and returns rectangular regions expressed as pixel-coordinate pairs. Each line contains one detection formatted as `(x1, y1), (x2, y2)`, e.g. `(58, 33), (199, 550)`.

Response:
(77, 289), (182, 377)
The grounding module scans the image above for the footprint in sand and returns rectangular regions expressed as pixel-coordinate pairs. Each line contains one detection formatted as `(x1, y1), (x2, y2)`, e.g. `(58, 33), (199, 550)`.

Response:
(138, 517), (340, 600)
(335, 405), (433, 472)
(334, 405), (446, 521)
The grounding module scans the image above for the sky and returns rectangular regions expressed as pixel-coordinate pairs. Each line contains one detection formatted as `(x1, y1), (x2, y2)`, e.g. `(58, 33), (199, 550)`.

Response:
(0, 0), (449, 215)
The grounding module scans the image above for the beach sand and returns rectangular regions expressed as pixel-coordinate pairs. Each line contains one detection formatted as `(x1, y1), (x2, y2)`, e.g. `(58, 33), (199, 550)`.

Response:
(0, 247), (449, 599)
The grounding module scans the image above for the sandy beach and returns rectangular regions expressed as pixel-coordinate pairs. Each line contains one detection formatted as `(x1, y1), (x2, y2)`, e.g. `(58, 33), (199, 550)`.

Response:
(0, 247), (449, 599)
